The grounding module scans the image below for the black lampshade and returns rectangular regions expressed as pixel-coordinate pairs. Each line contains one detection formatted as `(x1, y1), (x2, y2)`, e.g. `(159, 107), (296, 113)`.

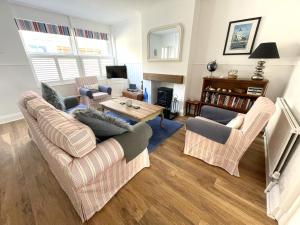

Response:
(249, 42), (280, 59)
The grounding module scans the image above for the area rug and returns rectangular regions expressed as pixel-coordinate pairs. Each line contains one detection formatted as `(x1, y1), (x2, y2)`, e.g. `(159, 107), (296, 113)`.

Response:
(105, 112), (183, 152)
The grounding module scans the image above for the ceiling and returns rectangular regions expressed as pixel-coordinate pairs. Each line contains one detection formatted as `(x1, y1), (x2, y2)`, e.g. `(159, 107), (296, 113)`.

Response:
(9, 0), (165, 24)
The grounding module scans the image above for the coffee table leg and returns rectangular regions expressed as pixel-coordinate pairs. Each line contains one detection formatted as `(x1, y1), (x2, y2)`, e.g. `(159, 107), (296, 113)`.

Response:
(160, 111), (164, 128)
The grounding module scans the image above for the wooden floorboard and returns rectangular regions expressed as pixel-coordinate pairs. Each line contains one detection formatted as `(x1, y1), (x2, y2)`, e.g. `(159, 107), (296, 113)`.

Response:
(0, 117), (277, 225)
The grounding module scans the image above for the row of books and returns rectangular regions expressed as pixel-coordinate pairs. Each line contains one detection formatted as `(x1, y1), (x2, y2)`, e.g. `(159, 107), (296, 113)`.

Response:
(203, 92), (254, 111)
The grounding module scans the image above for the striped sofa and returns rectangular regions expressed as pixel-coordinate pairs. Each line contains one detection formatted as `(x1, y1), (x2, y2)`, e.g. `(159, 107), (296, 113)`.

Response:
(184, 97), (275, 176)
(19, 91), (150, 221)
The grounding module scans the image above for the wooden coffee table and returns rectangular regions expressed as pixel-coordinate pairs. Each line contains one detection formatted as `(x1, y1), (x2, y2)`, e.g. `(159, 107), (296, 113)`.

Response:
(100, 97), (165, 127)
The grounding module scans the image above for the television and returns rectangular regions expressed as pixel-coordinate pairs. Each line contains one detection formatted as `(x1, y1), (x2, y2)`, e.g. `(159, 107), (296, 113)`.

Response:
(106, 65), (127, 79)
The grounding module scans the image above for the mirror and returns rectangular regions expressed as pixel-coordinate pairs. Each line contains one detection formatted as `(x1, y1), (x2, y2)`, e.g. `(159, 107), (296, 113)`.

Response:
(147, 24), (183, 61)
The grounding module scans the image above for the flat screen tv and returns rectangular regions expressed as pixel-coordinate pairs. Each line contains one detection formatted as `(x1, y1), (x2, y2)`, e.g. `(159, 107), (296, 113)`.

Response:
(106, 65), (127, 79)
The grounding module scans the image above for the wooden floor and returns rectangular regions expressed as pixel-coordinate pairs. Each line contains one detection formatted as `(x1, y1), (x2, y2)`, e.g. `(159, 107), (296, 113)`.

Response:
(0, 117), (277, 225)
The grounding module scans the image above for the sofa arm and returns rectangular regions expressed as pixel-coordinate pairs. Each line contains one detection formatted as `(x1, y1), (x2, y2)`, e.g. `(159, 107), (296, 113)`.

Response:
(99, 85), (112, 95)
(64, 96), (79, 110)
(68, 138), (124, 188)
(79, 87), (93, 99)
(113, 122), (152, 162)
(201, 105), (238, 125)
(186, 117), (232, 144)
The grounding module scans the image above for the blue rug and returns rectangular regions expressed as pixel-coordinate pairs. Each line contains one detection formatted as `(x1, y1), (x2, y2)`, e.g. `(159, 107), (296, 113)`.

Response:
(105, 112), (183, 152)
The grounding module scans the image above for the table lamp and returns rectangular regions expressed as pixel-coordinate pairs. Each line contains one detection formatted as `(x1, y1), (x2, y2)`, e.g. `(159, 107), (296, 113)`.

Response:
(249, 42), (280, 80)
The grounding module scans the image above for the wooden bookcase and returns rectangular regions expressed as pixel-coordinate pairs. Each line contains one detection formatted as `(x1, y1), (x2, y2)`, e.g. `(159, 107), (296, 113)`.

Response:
(200, 77), (269, 114)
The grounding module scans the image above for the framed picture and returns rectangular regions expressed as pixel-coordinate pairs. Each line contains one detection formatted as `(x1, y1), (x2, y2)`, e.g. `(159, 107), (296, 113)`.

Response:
(223, 17), (261, 55)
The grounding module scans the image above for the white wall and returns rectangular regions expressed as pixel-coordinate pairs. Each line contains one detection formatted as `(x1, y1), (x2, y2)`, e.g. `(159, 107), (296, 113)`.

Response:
(0, 0), (38, 124)
(141, 0), (196, 112)
(112, 14), (143, 89)
(187, 0), (300, 101)
(10, 4), (113, 96)
(276, 63), (300, 225)
(0, 2), (134, 123)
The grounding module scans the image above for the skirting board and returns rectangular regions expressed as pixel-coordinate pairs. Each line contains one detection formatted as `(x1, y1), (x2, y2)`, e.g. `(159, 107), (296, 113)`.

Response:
(0, 112), (24, 125)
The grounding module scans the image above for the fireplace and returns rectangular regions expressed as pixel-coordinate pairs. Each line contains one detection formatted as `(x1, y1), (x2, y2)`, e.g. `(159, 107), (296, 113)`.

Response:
(156, 87), (179, 120)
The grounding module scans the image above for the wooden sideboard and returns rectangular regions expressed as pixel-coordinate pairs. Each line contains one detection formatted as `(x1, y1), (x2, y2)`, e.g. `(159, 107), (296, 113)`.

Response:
(200, 77), (269, 113)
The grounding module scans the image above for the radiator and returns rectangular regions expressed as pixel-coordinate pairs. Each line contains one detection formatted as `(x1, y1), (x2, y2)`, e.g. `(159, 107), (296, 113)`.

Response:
(264, 97), (300, 218)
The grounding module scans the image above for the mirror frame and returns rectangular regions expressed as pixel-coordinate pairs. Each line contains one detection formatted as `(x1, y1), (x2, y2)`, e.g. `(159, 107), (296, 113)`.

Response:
(147, 23), (183, 62)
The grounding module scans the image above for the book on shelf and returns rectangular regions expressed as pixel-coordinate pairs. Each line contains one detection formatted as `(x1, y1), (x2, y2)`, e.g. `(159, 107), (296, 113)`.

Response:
(245, 99), (251, 110)
(236, 98), (243, 109)
(223, 96), (230, 107)
(204, 92), (211, 103)
(231, 97), (237, 108)
(216, 94), (221, 105)
(248, 101), (254, 110)
(210, 93), (215, 104)
(228, 96), (235, 107)
(218, 95), (225, 106)
(242, 98), (250, 111)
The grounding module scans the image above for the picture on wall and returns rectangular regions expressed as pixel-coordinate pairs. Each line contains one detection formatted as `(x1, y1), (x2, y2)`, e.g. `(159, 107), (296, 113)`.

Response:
(223, 17), (261, 55)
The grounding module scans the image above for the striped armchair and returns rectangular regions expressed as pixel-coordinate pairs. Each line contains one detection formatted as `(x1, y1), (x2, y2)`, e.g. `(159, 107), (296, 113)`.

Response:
(75, 76), (112, 109)
(184, 97), (275, 176)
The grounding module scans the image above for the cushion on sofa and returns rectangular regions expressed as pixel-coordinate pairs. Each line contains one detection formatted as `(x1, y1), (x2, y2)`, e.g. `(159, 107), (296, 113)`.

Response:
(41, 82), (66, 111)
(73, 108), (132, 140)
(37, 109), (96, 158)
(84, 83), (99, 90)
(226, 114), (244, 129)
(26, 98), (55, 119)
(20, 91), (40, 107)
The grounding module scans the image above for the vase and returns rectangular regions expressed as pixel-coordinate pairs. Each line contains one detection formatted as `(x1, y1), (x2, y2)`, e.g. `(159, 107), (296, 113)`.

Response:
(143, 88), (148, 102)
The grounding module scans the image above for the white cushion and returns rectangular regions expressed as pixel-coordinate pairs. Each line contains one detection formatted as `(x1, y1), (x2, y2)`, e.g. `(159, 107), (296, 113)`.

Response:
(226, 115), (244, 129)
(84, 83), (99, 90)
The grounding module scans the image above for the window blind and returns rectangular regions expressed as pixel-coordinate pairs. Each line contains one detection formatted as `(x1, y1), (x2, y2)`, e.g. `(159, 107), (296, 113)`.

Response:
(57, 58), (80, 80)
(82, 58), (101, 77)
(31, 58), (60, 82)
(15, 18), (70, 36)
(74, 28), (108, 40)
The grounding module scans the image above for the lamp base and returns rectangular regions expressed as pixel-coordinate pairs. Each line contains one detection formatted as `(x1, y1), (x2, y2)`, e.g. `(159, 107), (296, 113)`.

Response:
(251, 60), (265, 80)
(251, 74), (264, 80)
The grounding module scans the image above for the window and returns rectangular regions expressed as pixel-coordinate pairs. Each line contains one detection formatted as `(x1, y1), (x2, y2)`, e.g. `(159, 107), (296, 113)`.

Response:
(82, 58), (101, 77)
(20, 31), (73, 54)
(31, 58), (60, 82)
(74, 28), (112, 56)
(15, 18), (115, 84)
(76, 37), (111, 56)
(57, 58), (80, 80)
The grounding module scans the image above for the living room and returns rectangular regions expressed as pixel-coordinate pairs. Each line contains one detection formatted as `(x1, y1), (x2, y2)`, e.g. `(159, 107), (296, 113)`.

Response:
(0, 0), (300, 224)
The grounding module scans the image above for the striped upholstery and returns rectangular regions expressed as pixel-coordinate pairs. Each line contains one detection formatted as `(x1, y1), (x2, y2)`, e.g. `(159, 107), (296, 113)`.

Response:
(21, 90), (40, 107)
(26, 97), (55, 119)
(184, 97), (275, 176)
(19, 91), (150, 221)
(92, 92), (109, 100)
(37, 109), (96, 158)
(75, 76), (98, 88)
(75, 76), (111, 109)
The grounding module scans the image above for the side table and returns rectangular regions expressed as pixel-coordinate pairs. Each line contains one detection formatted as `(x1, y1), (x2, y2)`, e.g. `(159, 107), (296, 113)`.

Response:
(122, 90), (144, 101)
(185, 100), (201, 116)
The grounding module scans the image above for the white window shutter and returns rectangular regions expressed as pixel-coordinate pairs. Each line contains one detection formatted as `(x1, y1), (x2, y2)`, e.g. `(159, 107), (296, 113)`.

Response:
(82, 58), (101, 77)
(100, 58), (114, 76)
(31, 58), (60, 82)
(57, 58), (80, 80)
